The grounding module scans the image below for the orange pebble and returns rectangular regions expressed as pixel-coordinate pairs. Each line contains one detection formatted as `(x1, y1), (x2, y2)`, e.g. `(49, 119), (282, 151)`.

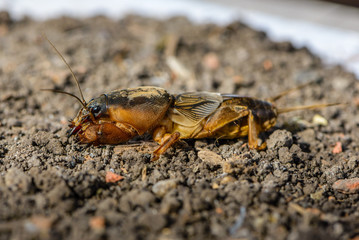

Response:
(89, 216), (105, 230)
(263, 59), (273, 71)
(333, 178), (359, 194)
(203, 52), (220, 70)
(332, 142), (342, 154)
(105, 171), (124, 183)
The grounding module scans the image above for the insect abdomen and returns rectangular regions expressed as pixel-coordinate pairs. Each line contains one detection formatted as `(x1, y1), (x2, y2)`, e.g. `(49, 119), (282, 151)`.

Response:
(224, 97), (277, 128)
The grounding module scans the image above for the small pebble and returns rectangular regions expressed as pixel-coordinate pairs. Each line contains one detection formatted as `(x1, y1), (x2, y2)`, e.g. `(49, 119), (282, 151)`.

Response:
(25, 216), (53, 233)
(332, 142), (342, 154)
(312, 114), (328, 126)
(263, 59), (273, 71)
(215, 207), (223, 214)
(324, 165), (344, 183)
(222, 162), (234, 174)
(220, 176), (236, 185)
(202, 52), (220, 70)
(198, 149), (223, 165)
(297, 128), (316, 144)
(152, 179), (177, 197)
(310, 189), (324, 201)
(89, 216), (105, 231)
(333, 178), (359, 194)
(212, 182), (220, 189)
(105, 171), (124, 183)
(267, 130), (293, 149)
(278, 147), (292, 163)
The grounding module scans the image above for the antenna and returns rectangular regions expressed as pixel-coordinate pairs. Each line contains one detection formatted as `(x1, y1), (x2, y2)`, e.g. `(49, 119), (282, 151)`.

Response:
(43, 34), (87, 106)
(268, 80), (319, 102)
(277, 102), (344, 114)
(41, 89), (87, 108)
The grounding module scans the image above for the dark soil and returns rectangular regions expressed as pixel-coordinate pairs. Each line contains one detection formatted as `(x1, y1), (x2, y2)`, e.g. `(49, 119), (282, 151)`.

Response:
(1, 13), (359, 240)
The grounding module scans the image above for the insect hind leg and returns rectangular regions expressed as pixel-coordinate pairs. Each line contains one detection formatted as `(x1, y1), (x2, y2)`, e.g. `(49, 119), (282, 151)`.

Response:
(247, 111), (266, 150)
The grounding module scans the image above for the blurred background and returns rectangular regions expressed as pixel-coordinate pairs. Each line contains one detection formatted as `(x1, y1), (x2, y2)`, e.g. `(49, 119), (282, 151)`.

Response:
(1, 0), (359, 79)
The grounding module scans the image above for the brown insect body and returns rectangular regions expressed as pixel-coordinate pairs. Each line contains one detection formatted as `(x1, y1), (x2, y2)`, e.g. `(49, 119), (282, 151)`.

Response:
(64, 87), (337, 161)
(44, 37), (339, 161)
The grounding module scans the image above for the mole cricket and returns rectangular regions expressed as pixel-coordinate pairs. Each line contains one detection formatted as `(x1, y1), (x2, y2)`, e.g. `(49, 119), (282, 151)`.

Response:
(43, 37), (340, 161)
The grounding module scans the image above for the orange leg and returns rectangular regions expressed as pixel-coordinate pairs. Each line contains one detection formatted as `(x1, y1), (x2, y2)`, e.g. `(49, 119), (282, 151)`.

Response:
(247, 111), (266, 150)
(152, 132), (181, 161)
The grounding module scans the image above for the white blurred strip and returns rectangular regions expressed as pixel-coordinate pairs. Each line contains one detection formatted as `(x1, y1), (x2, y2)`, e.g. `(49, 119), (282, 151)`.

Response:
(238, 10), (359, 78)
(1, 0), (359, 78)
(0, 0), (238, 24)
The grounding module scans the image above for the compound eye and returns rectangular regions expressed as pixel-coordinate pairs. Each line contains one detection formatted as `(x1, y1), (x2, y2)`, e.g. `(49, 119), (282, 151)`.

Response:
(91, 106), (101, 115)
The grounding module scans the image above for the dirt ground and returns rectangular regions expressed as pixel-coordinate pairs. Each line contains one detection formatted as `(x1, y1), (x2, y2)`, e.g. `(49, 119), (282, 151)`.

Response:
(1, 12), (359, 240)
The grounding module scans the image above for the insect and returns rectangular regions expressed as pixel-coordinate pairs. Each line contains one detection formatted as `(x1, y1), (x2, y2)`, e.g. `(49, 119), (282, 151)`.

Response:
(43, 37), (340, 161)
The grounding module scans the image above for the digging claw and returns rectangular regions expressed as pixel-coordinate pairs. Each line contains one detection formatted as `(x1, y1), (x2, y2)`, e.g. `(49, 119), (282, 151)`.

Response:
(151, 153), (160, 162)
(68, 125), (81, 137)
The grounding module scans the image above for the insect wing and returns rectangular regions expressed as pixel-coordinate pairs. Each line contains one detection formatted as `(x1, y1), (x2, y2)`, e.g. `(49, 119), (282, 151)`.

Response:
(173, 92), (223, 124)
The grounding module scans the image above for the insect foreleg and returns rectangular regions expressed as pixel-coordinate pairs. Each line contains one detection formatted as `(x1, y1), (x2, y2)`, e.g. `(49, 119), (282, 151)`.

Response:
(78, 122), (138, 145)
